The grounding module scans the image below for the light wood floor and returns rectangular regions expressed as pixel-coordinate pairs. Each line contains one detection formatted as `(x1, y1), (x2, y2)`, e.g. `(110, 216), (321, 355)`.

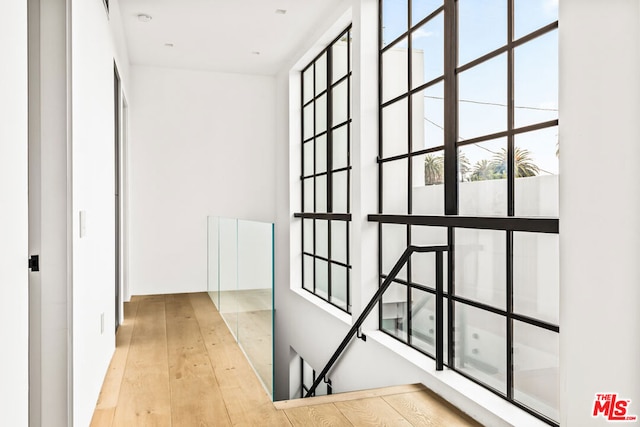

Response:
(90, 293), (482, 426)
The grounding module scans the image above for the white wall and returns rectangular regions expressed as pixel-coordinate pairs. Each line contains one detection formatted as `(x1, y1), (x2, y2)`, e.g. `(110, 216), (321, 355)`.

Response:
(70, 0), (123, 425)
(129, 66), (277, 295)
(0, 0), (29, 425)
(560, 1), (640, 425)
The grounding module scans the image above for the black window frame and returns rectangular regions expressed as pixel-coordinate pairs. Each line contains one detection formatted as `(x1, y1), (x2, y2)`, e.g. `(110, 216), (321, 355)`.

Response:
(295, 25), (353, 314)
(376, 1), (559, 425)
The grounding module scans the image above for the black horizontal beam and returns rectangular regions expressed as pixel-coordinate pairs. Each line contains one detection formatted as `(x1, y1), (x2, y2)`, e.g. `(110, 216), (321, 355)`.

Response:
(368, 214), (558, 234)
(295, 212), (352, 221)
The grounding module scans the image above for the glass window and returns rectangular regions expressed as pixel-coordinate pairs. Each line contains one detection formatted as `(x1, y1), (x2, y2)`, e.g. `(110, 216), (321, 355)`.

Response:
(378, 2), (558, 423)
(298, 26), (352, 313)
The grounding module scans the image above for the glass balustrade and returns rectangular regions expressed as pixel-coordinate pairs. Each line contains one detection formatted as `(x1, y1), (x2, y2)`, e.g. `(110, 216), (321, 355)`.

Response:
(207, 216), (275, 398)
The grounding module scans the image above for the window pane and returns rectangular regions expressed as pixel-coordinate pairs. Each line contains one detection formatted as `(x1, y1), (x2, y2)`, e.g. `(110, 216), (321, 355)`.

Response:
(382, 0), (408, 47)
(332, 125), (349, 170)
(332, 170), (349, 213)
(514, 322), (559, 421)
(303, 178), (314, 212)
(382, 98), (408, 158)
(455, 228), (506, 310)
(513, 232), (559, 325)
(411, 252), (440, 289)
(514, 127), (559, 217)
(332, 79), (349, 126)
(382, 282), (408, 340)
(459, 138), (508, 216)
(316, 94), (327, 134)
(316, 175), (327, 212)
(410, 287), (438, 356)
(458, 0), (507, 66)
(514, 0), (558, 40)
(332, 36), (349, 83)
(412, 82), (444, 151)
(514, 30), (558, 128)
(330, 221), (348, 264)
(458, 54), (508, 139)
(382, 38), (408, 103)
(303, 219), (313, 254)
(412, 152), (445, 215)
(316, 219), (328, 258)
(411, 225), (448, 291)
(303, 255), (314, 291)
(382, 224), (408, 281)
(382, 159), (408, 214)
(303, 103), (314, 140)
(303, 66), (314, 104)
(315, 259), (329, 298)
(331, 264), (348, 310)
(315, 53), (327, 95)
(315, 135), (327, 174)
(455, 303), (506, 394)
(411, 12), (444, 89)
(303, 141), (314, 176)
(412, 0), (442, 26)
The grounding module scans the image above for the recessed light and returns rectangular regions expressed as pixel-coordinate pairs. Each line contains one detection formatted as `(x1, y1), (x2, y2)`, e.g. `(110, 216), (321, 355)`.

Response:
(251, 51), (261, 55)
(164, 43), (174, 48)
(275, 9), (287, 15)
(137, 13), (152, 22)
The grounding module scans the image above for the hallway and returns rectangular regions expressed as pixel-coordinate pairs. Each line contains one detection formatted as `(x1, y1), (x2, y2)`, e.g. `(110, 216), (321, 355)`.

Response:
(90, 293), (481, 426)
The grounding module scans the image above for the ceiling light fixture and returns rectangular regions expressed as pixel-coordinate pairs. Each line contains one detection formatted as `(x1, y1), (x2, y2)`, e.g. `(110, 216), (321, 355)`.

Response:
(137, 13), (152, 22)
(251, 51), (261, 55)
(164, 43), (174, 48)
(275, 9), (287, 15)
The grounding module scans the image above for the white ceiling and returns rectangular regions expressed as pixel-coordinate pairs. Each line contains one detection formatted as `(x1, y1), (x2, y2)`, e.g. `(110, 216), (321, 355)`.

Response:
(119, 0), (347, 75)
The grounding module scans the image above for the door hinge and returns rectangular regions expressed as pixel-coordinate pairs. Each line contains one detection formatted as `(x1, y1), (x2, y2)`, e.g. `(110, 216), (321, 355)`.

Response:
(29, 255), (40, 272)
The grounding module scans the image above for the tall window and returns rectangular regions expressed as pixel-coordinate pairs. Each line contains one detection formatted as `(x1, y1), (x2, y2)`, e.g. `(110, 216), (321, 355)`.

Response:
(296, 26), (352, 313)
(377, 1), (559, 425)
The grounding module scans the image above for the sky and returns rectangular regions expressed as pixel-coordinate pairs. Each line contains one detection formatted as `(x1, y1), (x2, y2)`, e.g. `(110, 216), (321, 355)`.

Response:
(381, 0), (559, 175)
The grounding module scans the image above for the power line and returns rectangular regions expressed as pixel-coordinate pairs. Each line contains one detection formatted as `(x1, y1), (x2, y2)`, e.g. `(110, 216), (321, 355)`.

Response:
(422, 116), (556, 175)
(423, 95), (558, 112)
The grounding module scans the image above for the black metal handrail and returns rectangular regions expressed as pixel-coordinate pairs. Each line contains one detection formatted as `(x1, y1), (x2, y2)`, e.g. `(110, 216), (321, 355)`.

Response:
(304, 244), (449, 398)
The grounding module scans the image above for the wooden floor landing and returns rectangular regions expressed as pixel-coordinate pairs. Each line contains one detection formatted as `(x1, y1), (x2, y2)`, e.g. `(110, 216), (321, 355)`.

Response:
(90, 293), (481, 426)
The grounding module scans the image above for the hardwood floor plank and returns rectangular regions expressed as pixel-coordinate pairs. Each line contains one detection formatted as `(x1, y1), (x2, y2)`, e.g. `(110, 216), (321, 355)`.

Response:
(190, 293), (291, 426)
(383, 390), (483, 427)
(90, 408), (115, 427)
(334, 397), (412, 426)
(274, 384), (427, 410)
(165, 294), (231, 426)
(94, 299), (140, 411)
(284, 403), (353, 427)
(92, 293), (482, 427)
(112, 298), (172, 427)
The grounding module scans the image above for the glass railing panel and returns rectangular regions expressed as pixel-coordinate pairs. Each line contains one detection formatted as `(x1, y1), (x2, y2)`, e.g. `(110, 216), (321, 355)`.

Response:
(207, 216), (220, 309)
(218, 217), (239, 339)
(237, 219), (275, 397)
(206, 215), (275, 399)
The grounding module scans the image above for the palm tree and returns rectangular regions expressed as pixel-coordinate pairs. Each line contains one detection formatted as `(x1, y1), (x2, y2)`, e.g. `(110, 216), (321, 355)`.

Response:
(458, 152), (471, 182)
(424, 154), (444, 185)
(490, 147), (540, 178)
(470, 159), (498, 181)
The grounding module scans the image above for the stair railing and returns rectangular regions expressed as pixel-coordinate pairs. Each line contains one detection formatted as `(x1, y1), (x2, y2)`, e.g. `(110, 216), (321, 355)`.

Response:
(305, 245), (449, 398)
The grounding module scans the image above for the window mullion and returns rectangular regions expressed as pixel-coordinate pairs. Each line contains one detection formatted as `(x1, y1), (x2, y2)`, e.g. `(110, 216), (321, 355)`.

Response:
(506, 0), (515, 402)
(444, 0), (458, 216)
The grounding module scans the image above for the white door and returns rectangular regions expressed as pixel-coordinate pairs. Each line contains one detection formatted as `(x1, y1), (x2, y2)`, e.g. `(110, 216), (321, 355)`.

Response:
(0, 0), (30, 425)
